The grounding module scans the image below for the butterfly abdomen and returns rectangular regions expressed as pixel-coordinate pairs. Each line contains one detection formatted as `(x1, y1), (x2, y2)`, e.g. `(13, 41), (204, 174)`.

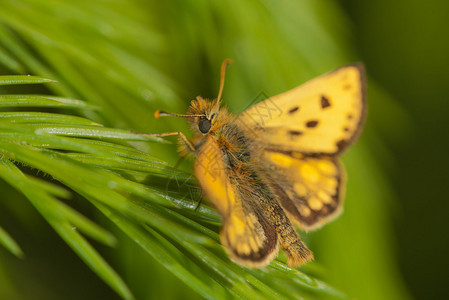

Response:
(212, 124), (314, 267)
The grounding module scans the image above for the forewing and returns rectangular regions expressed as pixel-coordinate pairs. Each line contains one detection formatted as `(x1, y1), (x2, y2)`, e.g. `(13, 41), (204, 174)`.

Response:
(194, 136), (279, 267)
(260, 151), (345, 230)
(235, 64), (366, 156)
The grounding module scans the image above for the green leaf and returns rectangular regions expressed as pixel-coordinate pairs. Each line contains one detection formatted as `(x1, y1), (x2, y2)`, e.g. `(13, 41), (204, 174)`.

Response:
(0, 94), (99, 110)
(0, 112), (102, 126)
(0, 157), (132, 300)
(0, 75), (55, 85)
(0, 226), (24, 258)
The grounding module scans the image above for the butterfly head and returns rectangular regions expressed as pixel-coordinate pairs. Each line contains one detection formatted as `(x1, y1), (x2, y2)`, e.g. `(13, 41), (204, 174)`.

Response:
(154, 59), (233, 136)
(186, 97), (220, 134)
(154, 97), (228, 136)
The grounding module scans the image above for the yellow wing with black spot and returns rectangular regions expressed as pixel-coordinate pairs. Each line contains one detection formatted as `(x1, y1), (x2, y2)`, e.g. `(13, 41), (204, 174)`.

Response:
(235, 64), (366, 156)
(194, 136), (280, 267)
(259, 151), (345, 230)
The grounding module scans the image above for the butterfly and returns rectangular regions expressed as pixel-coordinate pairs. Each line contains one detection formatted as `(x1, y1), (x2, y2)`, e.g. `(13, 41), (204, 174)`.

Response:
(152, 59), (366, 268)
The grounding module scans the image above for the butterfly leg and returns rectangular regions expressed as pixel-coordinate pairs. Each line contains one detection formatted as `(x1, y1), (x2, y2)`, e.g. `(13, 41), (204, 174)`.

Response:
(194, 189), (204, 212)
(137, 131), (196, 152)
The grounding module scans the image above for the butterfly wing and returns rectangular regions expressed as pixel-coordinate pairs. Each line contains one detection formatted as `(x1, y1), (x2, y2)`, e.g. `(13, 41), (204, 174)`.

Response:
(235, 64), (365, 229)
(194, 135), (280, 267)
(258, 151), (346, 230)
(235, 64), (366, 156)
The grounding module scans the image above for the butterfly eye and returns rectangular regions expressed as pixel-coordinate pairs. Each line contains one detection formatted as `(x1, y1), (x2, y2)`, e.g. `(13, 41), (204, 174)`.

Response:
(198, 117), (211, 133)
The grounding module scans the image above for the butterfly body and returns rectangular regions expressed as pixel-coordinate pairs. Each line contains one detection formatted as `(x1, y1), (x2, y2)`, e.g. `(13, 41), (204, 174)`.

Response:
(156, 62), (366, 268)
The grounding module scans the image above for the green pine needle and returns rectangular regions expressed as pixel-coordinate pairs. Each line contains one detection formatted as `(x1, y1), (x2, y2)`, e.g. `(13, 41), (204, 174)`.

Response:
(0, 226), (24, 259)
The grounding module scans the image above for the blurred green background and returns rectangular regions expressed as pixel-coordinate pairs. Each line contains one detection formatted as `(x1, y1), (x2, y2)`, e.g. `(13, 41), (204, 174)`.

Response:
(0, 0), (447, 299)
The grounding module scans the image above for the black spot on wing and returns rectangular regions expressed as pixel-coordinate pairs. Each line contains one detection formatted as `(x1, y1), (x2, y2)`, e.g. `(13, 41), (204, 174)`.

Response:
(320, 95), (331, 109)
(288, 130), (303, 136)
(305, 120), (319, 128)
(288, 106), (300, 114)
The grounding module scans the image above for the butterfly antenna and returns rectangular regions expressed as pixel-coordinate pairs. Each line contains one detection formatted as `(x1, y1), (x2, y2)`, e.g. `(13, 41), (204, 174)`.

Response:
(216, 59), (233, 102)
(154, 110), (203, 119)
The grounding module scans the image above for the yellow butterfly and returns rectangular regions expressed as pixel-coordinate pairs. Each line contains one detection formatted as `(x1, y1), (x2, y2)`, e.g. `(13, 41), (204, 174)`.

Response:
(153, 60), (366, 268)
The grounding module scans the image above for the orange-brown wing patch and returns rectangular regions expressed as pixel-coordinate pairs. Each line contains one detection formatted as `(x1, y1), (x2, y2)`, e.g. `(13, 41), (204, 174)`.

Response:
(260, 151), (346, 231)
